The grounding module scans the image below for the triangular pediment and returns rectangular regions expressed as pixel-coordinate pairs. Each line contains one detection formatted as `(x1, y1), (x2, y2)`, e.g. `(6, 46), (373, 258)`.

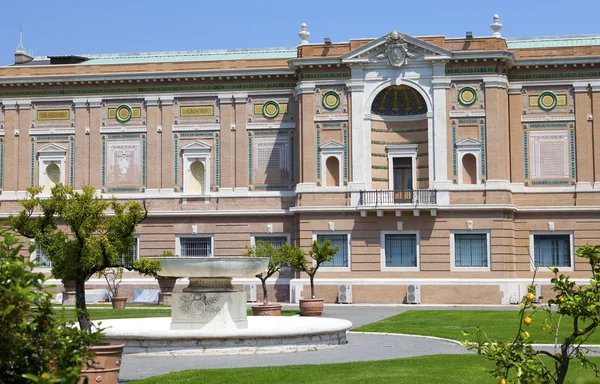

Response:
(455, 137), (482, 147)
(181, 140), (212, 151)
(341, 31), (452, 65)
(37, 143), (67, 154)
(320, 140), (344, 150)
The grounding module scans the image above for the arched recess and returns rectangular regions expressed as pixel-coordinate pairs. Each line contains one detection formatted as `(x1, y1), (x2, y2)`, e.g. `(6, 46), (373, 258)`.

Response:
(461, 154), (477, 185)
(190, 161), (205, 194)
(37, 143), (67, 193)
(326, 157), (340, 187)
(46, 164), (61, 189)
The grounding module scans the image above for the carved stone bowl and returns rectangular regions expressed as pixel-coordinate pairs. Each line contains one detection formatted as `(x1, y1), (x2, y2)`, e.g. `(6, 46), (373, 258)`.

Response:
(147, 257), (269, 279)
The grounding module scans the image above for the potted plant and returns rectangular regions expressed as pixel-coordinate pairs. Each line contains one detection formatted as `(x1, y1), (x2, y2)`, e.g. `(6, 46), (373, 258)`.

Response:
(244, 241), (293, 316)
(10, 185), (161, 383)
(288, 239), (338, 316)
(141, 251), (178, 304)
(98, 267), (127, 309)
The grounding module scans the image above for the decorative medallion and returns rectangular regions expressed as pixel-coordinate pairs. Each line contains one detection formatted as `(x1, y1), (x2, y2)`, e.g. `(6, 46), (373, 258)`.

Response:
(458, 86), (478, 106)
(322, 91), (341, 110)
(376, 31), (417, 68)
(262, 100), (280, 119)
(179, 294), (222, 319)
(538, 91), (558, 111)
(115, 104), (133, 123)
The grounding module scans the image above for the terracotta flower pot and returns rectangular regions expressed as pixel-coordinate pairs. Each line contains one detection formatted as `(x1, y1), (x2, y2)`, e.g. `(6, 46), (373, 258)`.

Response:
(80, 343), (125, 384)
(299, 298), (324, 316)
(251, 303), (282, 316)
(62, 280), (77, 305)
(111, 297), (127, 310)
(157, 276), (177, 305)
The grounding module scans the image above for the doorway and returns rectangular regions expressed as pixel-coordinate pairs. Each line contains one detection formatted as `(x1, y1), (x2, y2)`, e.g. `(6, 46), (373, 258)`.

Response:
(392, 157), (413, 202)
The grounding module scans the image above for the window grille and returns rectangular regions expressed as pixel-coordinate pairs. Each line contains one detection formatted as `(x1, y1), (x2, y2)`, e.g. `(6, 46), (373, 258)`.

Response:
(384, 234), (417, 267)
(180, 237), (212, 257)
(534, 234), (571, 267)
(454, 233), (488, 267)
(121, 237), (139, 268)
(317, 234), (348, 267)
(254, 138), (289, 171)
(35, 245), (52, 268)
(530, 131), (569, 178)
(254, 236), (288, 250)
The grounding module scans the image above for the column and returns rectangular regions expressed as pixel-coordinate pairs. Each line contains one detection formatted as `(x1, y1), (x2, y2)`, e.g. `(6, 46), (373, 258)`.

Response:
(574, 82), (593, 189)
(145, 96), (160, 193)
(431, 69), (451, 198)
(296, 82), (317, 190)
(3, 101), (18, 194)
(17, 101), (31, 192)
(508, 86), (524, 183)
(348, 75), (367, 191)
(218, 96), (234, 192)
(233, 94), (248, 191)
(160, 97), (174, 194)
(483, 77), (511, 185)
(73, 99), (88, 188)
(87, 99), (102, 189)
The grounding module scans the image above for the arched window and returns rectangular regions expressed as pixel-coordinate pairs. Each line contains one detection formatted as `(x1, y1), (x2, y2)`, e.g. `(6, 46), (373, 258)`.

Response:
(189, 160), (205, 194)
(326, 157), (340, 187)
(462, 154), (477, 185)
(371, 85), (427, 116)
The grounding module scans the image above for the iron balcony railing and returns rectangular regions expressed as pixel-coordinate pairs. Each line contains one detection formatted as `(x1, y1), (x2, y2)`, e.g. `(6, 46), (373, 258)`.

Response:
(358, 189), (437, 206)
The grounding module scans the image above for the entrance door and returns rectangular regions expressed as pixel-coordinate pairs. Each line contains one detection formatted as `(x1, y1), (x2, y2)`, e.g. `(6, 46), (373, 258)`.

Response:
(392, 157), (413, 203)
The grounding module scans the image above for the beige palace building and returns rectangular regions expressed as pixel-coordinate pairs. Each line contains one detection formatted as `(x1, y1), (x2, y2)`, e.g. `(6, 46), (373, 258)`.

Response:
(5, 18), (600, 304)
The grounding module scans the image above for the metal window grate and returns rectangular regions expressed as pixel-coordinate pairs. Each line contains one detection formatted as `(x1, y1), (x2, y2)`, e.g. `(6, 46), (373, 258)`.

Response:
(254, 236), (288, 250)
(180, 237), (212, 257)
(317, 234), (349, 267)
(534, 234), (571, 267)
(454, 233), (487, 267)
(384, 234), (417, 267)
(121, 238), (139, 268)
(35, 245), (52, 268)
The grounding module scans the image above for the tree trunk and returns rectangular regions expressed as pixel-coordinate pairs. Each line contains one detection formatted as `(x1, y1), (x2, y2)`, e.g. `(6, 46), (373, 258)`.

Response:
(75, 278), (91, 333)
(261, 278), (269, 305)
(556, 345), (570, 384)
(309, 274), (315, 299)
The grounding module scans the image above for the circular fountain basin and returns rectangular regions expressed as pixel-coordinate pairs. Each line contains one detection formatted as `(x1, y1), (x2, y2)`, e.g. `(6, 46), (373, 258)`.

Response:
(147, 256), (269, 278)
(99, 316), (352, 356)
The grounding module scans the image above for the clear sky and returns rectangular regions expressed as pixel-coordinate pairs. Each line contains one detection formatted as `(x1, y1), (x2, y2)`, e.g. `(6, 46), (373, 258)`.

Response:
(0, 0), (597, 65)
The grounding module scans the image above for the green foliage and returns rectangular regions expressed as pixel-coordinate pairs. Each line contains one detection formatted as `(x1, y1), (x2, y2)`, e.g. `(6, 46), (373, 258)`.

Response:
(244, 242), (299, 305)
(9, 184), (161, 331)
(0, 228), (102, 384)
(288, 240), (338, 299)
(464, 245), (600, 384)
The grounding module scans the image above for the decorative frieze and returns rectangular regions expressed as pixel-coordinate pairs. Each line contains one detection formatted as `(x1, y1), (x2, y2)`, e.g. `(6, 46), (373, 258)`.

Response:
(246, 123), (296, 130)
(100, 126), (147, 134)
(29, 128), (76, 135)
(314, 114), (349, 122)
(172, 124), (220, 132)
(449, 111), (486, 118)
(509, 72), (600, 81)
(446, 67), (496, 75)
(300, 72), (351, 80)
(521, 116), (575, 122)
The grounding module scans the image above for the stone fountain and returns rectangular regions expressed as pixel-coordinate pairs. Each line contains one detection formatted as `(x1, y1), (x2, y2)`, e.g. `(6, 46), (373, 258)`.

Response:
(99, 256), (352, 355)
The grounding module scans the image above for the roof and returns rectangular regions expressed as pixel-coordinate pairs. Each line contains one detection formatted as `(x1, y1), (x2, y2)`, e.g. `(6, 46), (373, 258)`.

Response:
(16, 47), (298, 66)
(506, 35), (600, 49)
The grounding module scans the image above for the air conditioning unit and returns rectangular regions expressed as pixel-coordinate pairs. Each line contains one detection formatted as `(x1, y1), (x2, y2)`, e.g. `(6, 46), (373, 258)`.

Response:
(407, 284), (421, 304)
(338, 284), (352, 304)
(244, 284), (257, 302)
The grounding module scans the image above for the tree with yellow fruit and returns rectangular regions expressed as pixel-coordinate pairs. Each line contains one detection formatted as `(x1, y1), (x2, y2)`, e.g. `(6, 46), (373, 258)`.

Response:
(464, 245), (600, 384)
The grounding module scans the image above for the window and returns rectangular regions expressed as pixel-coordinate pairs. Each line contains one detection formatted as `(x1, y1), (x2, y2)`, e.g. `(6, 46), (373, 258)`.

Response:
(387, 145), (417, 191)
(384, 234), (417, 267)
(452, 233), (489, 270)
(33, 244), (52, 268)
(121, 236), (139, 268)
(530, 130), (570, 179)
(178, 236), (213, 257)
(533, 234), (572, 268)
(253, 235), (289, 250)
(255, 137), (289, 172)
(315, 234), (350, 269)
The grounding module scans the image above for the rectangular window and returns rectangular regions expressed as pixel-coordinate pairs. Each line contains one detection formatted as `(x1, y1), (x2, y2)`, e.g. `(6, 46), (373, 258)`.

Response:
(254, 137), (289, 172)
(530, 130), (570, 179)
(254, 236), (288, 250)
(35, 245), (52, 268)
(533, 234), (571, 267)
(384, 234), (417, 267)
(316, 234), (349, 268)
(121, 237), (139, 268)
(179, 237), (212, 257)
(454, 233), (488, 267)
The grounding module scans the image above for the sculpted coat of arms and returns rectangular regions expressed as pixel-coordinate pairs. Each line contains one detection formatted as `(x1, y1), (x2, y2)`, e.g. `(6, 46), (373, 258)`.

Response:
(179, 294), (222, 319)
(376, 31), (418, 68)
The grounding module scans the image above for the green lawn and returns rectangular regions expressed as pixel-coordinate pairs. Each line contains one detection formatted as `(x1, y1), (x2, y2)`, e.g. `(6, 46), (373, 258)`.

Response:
(130, 354), (600, 384)
(354, 310), (600, 344)
(54, 307), (299, 322)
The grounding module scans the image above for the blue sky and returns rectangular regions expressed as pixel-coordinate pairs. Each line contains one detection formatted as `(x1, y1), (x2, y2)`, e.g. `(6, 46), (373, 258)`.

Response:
(0, 0), (597, 65)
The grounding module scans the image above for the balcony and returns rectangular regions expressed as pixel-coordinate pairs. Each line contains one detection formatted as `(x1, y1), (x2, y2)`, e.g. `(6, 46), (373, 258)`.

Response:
(357, 189), (437, 207)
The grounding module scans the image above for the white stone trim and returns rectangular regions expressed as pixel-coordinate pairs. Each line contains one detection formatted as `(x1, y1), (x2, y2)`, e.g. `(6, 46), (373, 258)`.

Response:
(455, 138), (482, 185)
(529, 231), (574, 272)
(312, 232), (352, 272)
(100, 126), (147, 134)
(37, 143), (67, 192)
(181, 141), (212, 195)
(521, 116), (575, 122)
(175, 233), (215, 258)
(450, 230), (491, 272)
(386, 145), (418, 190)
(172, 124), (220, 132)
(246, 122), (296, 130)
(30, 128), (76, 135)
(528, 130), (569, 179)
(449, 110), (486, 118)
(314, 114), (349, 122)
(320, 141), (344, 188)
(368, 113), (428, 121)
(380, 231), (420, 272)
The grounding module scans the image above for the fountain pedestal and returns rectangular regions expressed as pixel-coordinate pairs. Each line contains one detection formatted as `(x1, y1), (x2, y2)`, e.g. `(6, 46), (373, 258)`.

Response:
(171, 277), (248, 330)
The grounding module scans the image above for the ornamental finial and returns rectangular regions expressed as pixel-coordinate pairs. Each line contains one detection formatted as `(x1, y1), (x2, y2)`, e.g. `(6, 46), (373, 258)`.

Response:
(490, 14), (502, 38)
(298, 23), (310, 46)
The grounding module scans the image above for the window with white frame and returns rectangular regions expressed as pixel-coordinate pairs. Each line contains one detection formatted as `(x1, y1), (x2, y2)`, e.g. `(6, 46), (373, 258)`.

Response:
(121, 236), (140, 268)
(452, 233), (489, 269)
(387, 145), (417, 191)
(178, 236), (213, 257)
(383, 233), (418, 267)
(316, 234), (349, 268)
(33, 244), (52, 268)
(253, 235), (289, 250)
(530, 130), (569, 178)
(532, 234), (572, 268)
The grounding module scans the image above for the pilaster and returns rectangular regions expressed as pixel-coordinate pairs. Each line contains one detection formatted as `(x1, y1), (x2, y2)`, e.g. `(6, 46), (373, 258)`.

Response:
(508, 86), (524, 182)
(218, 95), (234, 191)
(483, 78), (510, 181)
(348, 75), (366, 191)
(296, 82), (317, 187)
(432, 75), (450, 189)
(160, 97), (174, 193)
(73, 99), (88, 188)
(574, 83), (593, 187)
(3, 101), (18, 191)
(145, 96), (160, 192)
(592, 88), (600, 188)
(233, 94), (248, 191)
(17, 101), (31, 191)
(88, 99), (102, 188)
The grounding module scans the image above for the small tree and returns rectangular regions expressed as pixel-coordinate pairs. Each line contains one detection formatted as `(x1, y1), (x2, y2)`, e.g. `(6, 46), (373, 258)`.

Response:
(0, 227), (102, 384)
(244, 241), (295, 305)
(288, 240), (338, 299)
(97, 267), (124, 298)
(464, 244), (600, 384)
(10, 185), (160, 333)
